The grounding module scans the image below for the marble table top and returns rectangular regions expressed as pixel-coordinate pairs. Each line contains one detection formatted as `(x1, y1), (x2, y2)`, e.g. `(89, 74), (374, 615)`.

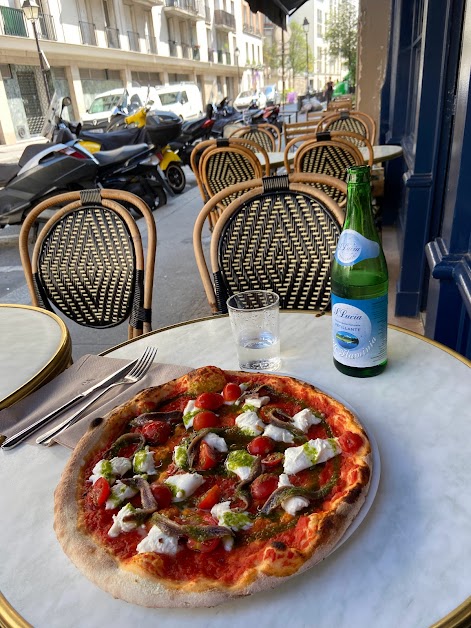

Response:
(1, 313), (470, 628)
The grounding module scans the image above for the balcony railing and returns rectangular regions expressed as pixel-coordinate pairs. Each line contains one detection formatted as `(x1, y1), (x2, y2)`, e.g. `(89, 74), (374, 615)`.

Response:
(146, 35), (158, 54)
(181, 42), (192, 59)
(169, 41), (178, 57)
(243, 22), (254, 34)
(0, 6), (27, 37)
(192, 46), (200, 60)
(208, 48), (215, 62)
(79, 20), (97, 45)
(37, 13), (57, 40)
(217, 50), (231, 64)
(214, 9), (235, 30)
(204, 3), (211, 22)
(105, 26), (120, 49)
(164, 0), (204, 18)
(128, 30), (140, 52)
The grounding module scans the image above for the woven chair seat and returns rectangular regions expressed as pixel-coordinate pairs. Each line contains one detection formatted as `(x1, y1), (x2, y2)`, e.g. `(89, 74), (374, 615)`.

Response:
(193, 174), (343, 314)
(20, 189), (156, 340)
(228, 123), (281, 152)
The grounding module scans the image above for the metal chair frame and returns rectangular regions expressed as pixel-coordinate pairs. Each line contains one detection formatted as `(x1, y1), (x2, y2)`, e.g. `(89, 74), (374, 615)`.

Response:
(19, 189), (156, 340)
(193, 174), (344, 314)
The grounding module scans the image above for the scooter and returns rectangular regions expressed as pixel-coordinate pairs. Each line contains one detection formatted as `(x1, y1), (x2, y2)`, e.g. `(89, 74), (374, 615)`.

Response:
(79, 103), (186, 194)
(0, 95), (167, 227)
(168, 104), (215, 167)
(209, 98), (244, 138)
(243, 100), (282, 130)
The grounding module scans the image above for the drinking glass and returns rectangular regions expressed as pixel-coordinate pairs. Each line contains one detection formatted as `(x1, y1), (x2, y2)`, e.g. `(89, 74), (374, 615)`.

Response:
(227, 290), (281, 371)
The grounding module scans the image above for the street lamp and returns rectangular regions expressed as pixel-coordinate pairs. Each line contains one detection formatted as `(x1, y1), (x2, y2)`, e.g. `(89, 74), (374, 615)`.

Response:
(22, 0), (51, 104)
(234, 46), (240, 92)
(302, 17), (309, 94)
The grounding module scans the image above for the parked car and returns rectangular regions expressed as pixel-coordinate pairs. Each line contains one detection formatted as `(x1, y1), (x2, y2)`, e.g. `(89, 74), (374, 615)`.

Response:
(81, 83), (204, 131)
(234, 89), (267, 110)
(264, 84), (281, 106)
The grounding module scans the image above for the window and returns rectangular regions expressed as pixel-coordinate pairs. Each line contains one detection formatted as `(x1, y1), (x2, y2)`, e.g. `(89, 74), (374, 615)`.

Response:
(317, 9), (322, 22)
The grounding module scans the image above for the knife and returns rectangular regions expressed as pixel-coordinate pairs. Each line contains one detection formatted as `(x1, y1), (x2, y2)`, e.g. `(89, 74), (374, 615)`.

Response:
(1, 358), (139, 450)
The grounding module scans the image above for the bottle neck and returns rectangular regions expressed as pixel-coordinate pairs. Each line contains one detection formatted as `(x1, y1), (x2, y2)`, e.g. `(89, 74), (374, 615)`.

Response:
(344, 182), (378, 241)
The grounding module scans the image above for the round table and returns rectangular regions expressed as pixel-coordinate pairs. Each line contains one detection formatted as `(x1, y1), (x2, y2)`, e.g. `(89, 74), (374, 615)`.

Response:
(0, 304), (71, 410)
(255, 151), (294, 170)
(1, 314), (470, 628)
(359, 144), (403, 164)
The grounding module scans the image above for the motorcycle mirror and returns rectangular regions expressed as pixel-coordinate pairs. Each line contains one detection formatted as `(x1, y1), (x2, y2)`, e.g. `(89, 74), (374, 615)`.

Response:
(62, 96), (72, 107)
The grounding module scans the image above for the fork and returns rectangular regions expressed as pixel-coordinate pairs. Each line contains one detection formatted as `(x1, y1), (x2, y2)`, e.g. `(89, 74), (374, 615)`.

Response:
(36, 346), (158, 447)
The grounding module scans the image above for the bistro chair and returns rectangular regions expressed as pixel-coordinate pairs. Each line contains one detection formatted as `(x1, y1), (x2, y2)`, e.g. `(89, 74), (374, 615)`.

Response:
(228, 123), (281, 152)
(19, 189), (156, 340)
(193, 174), (344, 314)
(326, 96), (354, 112)
(283, 119), (319, 148)
(190, 137), (270, 230)
(317, 110), (376, 144)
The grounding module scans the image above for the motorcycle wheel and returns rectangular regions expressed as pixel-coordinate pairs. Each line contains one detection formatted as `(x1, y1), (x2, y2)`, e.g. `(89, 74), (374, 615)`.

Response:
(165, 162), (186, 194)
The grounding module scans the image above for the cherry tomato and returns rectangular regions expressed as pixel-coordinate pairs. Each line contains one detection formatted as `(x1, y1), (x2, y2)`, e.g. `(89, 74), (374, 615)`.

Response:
(198, 441), (218, 470)
(222, 382), (242, 402)
(261, 452), (284, 469)
(134, 400), (158, 415)
(193, 411), (219, 431)
(90, 477), (110, 507)
(150, 483), (173, 509)
(338, 431), (363, 454)
(198, 485), (222, 510)
(187, 537), (220, 553)
(195, 392), (224, 411)
(139, 421), (171, 445)
(247, 435), (276, 456)
(250, 473), (279, 500)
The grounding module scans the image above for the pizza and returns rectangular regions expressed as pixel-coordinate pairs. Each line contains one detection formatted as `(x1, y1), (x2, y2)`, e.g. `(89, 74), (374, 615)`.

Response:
(54, 365), (372, 608)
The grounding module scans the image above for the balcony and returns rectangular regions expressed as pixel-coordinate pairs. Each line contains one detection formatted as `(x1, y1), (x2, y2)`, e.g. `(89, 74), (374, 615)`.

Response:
(0, 6), (27, 37)
(207, 48), (215, 62)
(146, 35), (158, 54)
(181, 42), (192, 59)
(128, 30), (140, 52)
(105, 26), (120, 49)
(204, 3), (211, 23)
(133, 0), (164, 5)
(169, 40), (178, 57)
(79, 21), (97, 45)
(243, 22), (262, 38)
(214, 9), (235, 31)
(37, 13), (57, 40)
(192, 45), (200, 60)
(164, 0), (205, 21)
(217, 49), (231, 64)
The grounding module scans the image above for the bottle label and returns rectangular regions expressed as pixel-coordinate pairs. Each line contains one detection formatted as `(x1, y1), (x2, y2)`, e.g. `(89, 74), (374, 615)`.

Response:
(335, 229), (380, 266)
(331, 295), (388, 368)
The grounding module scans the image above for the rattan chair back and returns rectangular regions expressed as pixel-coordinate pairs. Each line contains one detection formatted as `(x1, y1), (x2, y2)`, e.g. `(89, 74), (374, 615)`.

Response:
(283, 119), (319, 148)
(19, 189), (156, 340)
(228, 124), (281, 152)
(193, 174), (343, 314)
(318, 110), (376, 144)
(190, 137), (270, 230)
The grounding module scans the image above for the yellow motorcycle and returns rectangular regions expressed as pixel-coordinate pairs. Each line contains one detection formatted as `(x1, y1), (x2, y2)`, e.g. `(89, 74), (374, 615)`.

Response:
(78, 105), (186, 194)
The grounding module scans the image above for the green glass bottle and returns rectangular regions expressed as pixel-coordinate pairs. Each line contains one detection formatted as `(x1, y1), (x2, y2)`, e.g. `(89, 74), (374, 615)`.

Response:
(331, 165), (388, 377)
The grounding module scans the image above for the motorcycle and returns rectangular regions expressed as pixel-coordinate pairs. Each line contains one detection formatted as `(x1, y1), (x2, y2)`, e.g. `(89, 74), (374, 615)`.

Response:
(243, 100), (282, 130)
(78, 103), (186, 195)
(209, 98), (243, 138)
(0, 95), (167, 228)
(168, 104), (215, 167)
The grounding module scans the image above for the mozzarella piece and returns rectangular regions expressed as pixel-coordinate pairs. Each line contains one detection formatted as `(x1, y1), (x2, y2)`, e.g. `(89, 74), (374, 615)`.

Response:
(89, 457), (131, 484)
(182, 399), (198, 429)
(263, 423), (294, 443)
(108, 503), (138, 537)
(277, 474), (310, 516)
(105, 480), (138, 510)
(291, 408), (322, 433)
(235, 410), (264, 436)
(136, 524), (180, 555)
(202, 432), (228, 452)
(243, 395), (270, 408)
(283, 438), (341, 475)
(225, 450), (257, 481)
(210, 501), (252, 531)
(164, 473), (205, 502)
(133, 446), (156, 475)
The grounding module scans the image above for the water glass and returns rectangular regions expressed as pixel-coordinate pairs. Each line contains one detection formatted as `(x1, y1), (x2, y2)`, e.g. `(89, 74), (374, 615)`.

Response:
(227, 290), (281, 371)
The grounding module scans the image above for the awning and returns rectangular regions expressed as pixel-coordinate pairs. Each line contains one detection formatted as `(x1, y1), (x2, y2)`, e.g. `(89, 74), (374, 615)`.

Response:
(245, 0), (309, 29)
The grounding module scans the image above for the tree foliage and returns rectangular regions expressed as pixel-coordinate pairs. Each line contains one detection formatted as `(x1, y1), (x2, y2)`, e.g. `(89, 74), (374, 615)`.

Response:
(287, 21), (313, 78)
(324, 0), (358, 86)
(263, 38), (281, 72)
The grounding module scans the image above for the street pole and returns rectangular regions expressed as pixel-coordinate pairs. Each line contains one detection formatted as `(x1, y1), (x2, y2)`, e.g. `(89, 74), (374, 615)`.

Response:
(302, 18), (309, 95)
(234, 47), (240, 92)
(32, 19), (51, 103)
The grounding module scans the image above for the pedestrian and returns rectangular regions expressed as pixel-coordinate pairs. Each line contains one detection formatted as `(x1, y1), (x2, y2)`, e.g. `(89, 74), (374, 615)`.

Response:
(325, 77), (334, 106)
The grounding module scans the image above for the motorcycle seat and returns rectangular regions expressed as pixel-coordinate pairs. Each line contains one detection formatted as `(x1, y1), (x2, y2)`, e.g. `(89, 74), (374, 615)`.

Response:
(79, 127), (146, 150)
(93, 143), (150, 166)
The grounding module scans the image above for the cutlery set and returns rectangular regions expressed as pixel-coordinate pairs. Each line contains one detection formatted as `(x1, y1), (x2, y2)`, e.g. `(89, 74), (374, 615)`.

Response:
(1, 346), (157, 450)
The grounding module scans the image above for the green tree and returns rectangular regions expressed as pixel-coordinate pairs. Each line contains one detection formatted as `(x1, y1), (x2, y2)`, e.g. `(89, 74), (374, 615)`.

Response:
(287, 21), (313, 79)
(324, 0), (358, 88)
(263, 38), (281, 73)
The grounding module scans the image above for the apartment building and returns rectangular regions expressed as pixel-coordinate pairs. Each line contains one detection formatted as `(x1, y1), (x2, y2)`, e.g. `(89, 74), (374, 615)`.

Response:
(0, 0), (264, 144)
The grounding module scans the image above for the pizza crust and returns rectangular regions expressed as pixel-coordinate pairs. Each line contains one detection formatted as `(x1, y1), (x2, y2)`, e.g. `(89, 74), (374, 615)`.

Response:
(54, 367), (372, 608)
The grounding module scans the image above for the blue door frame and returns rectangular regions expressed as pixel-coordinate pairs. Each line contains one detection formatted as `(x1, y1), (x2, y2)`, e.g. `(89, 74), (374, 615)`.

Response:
(381, 0), (471, 359)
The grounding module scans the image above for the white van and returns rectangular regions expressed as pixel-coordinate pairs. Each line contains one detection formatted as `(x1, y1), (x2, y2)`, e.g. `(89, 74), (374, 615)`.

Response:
(81, 83), (203, 130)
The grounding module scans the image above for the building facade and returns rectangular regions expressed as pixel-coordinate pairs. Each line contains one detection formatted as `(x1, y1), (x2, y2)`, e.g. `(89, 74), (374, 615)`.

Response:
(0, 0), (264, 144)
